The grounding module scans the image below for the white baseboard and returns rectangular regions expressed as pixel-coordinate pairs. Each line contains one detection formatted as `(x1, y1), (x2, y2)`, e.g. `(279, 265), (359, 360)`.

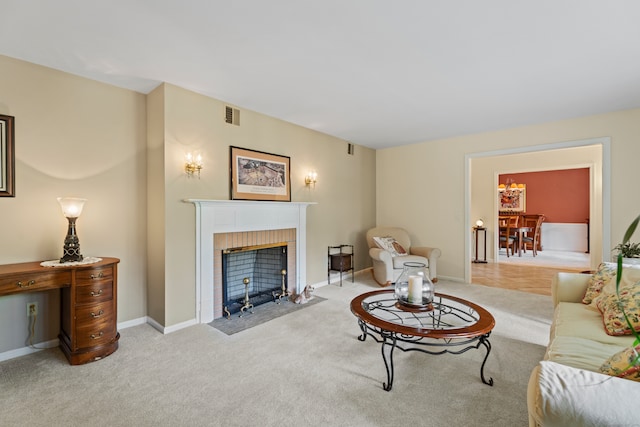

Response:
(0, 267), (377, 363)
(117, 316), (148, 330)
(0, 316), (197, 363)
(0, 338), (59, 363)
(436, 275), (465, 283)
(146, 316), (164, 333)
(163, 318), (198, 334)
(146, 316), (197, 334)
(0, 317), (148, 363)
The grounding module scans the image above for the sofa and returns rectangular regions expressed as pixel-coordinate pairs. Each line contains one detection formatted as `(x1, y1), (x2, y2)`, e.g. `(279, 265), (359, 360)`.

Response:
(365, 226), (441, 286)
(527, 266), (640, 427)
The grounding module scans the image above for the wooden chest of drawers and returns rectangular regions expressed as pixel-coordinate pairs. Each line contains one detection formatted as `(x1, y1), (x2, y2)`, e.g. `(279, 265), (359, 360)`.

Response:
(0, 257), (120, 365)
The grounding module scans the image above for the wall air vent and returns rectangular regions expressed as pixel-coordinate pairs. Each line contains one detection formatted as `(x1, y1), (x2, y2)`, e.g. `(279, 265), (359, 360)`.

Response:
(225, 106), (240, 126)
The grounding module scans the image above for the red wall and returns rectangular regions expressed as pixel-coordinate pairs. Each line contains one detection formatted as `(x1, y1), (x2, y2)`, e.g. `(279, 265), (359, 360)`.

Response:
(499, 168), (589, 223)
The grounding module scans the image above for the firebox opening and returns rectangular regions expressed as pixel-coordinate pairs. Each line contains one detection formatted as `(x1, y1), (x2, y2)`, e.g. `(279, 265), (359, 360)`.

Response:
(222, 243), (288, 316)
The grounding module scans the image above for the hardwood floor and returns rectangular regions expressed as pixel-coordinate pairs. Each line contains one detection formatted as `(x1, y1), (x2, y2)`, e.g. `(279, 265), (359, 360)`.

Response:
(471, 261), (587, 296)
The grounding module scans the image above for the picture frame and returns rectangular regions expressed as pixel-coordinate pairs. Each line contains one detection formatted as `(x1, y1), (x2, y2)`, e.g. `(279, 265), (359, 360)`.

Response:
(498, 187), (526, 212)
(0, 115), (15, 197)
(229, 146), (291, 202)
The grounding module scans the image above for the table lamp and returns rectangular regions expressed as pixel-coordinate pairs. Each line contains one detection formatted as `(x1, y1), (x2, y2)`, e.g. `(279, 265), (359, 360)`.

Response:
(58, 197), (86, 263)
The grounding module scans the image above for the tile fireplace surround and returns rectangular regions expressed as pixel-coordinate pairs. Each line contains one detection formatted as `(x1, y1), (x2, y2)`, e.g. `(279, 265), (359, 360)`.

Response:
(186, 200), (315, 323)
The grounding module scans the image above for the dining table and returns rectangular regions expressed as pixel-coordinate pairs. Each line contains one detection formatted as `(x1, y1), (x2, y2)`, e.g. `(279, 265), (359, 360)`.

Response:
(500, 226), (532, 257)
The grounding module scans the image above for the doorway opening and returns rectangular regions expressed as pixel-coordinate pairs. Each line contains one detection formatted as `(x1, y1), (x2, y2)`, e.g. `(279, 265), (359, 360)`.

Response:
(465, 137), (610, 290)
(495, 168), (591, 270)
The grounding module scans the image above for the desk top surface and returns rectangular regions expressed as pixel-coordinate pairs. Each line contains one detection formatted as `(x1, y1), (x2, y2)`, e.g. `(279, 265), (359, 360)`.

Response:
(0, 257), (120, 276)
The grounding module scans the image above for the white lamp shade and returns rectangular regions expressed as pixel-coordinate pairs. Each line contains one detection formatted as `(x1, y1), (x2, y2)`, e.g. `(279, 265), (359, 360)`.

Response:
(476, 219), (484, 227)
(57, 197), (87, 218)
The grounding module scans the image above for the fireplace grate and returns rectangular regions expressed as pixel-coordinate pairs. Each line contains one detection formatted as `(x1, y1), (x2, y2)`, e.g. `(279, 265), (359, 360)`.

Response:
(222, 245), (287, 316)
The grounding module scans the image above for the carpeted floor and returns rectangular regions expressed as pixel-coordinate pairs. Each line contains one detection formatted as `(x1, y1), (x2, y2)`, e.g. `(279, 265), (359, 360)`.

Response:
(0, 274), (552, 426)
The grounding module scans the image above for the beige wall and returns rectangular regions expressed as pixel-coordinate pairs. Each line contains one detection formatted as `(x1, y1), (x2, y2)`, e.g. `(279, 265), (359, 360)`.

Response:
(0, 58), (377, 352)
(0, 55), (147, 353)
(146, 85), (166, 324)
(149, 84), (377, 327)
(377, 108), (640, 281)
(4, 51), (639, 353)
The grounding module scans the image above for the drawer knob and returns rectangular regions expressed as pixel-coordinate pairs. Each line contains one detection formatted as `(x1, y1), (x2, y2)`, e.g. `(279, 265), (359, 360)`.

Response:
(90, 289), (103, 297)
(16, 280), (36, 288)
(90, 331), (104, 340)
(90, 272), (104, 279)
(90, 310), (104, 318)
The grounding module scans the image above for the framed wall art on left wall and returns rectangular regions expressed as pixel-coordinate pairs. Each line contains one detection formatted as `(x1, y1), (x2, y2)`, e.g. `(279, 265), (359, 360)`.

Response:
(0, 114), (15, 197)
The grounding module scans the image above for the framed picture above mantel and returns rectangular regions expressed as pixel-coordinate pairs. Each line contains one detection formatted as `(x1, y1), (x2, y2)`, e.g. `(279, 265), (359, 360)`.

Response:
(0, 114), (15, 197)
(229, 146), (291, 202)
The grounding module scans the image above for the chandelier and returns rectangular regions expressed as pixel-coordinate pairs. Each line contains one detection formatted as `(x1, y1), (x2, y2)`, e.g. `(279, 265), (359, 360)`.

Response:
(498, 178), (525, 192)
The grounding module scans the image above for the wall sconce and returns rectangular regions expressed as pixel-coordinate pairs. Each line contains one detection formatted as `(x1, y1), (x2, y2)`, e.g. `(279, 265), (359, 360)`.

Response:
(57, 197), (86, 263)
(305, 171), (317, 187)
(185, 153), (203, 178)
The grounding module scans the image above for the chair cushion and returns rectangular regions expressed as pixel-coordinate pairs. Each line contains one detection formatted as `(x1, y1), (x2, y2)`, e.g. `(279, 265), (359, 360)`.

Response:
(392, 255), (428, 269)
(372, 236), (407, 256)
(552, 302), (635, 347)
(546, 335), (628, 372)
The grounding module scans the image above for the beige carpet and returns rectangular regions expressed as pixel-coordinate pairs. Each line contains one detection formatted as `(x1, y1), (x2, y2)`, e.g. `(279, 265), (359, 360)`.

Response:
(0, 274), (552, 426)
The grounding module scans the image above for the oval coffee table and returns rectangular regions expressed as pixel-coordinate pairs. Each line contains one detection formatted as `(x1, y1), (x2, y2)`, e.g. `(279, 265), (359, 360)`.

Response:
(350, 289), (495, 391)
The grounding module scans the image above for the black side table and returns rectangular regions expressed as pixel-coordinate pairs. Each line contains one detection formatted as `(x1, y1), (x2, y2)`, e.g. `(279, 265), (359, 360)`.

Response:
(473, 227), (487, 263)
(328, 244), (354, 286)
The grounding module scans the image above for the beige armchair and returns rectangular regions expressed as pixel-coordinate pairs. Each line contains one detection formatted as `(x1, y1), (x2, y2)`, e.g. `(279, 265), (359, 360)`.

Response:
(366, 226), (441, 287)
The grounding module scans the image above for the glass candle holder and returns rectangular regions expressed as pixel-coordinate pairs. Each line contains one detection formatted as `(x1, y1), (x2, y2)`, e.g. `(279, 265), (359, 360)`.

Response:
(394, 262), (434, 308)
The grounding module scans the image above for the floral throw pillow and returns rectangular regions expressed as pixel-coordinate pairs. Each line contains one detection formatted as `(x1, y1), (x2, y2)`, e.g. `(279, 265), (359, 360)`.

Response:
(597, 284), (640, 335)
(590, 264), (640, 310)
(372, 236), (407, 257)
(582, 262), (617, 304)
(599, 344), (640, 381)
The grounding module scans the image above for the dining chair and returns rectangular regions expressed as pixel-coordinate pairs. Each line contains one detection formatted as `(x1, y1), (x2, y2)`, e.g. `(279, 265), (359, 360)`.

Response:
(522, 214), (545, 256)
(498, 215), (518, 257)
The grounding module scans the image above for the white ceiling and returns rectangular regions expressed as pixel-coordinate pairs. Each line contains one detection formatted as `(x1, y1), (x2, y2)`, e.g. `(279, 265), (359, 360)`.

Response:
(1, 1), (640, 149)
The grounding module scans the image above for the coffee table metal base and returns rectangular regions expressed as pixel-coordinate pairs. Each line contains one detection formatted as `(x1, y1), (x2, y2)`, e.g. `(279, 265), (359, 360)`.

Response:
(357, 320), (494, 391)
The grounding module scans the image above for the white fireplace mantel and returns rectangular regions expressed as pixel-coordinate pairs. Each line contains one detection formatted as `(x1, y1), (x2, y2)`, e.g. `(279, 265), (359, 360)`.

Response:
(185, 199), (316, 323)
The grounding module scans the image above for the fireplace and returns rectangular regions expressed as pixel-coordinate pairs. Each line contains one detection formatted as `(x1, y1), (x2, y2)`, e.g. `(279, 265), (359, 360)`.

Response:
(222, 243), (288, 316)
(186, 200), (315, 323)
(214, 228), (295, 318)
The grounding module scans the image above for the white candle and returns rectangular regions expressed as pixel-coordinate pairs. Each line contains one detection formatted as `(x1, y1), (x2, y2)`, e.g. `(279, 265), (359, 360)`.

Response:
(408, 275), (422, 304)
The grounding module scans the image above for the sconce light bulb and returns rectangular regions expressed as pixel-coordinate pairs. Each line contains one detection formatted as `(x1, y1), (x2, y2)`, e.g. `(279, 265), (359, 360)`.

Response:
(185, 152), (203, 178)
(476, 219), (484, 227)
(305, 171), (317, 186)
